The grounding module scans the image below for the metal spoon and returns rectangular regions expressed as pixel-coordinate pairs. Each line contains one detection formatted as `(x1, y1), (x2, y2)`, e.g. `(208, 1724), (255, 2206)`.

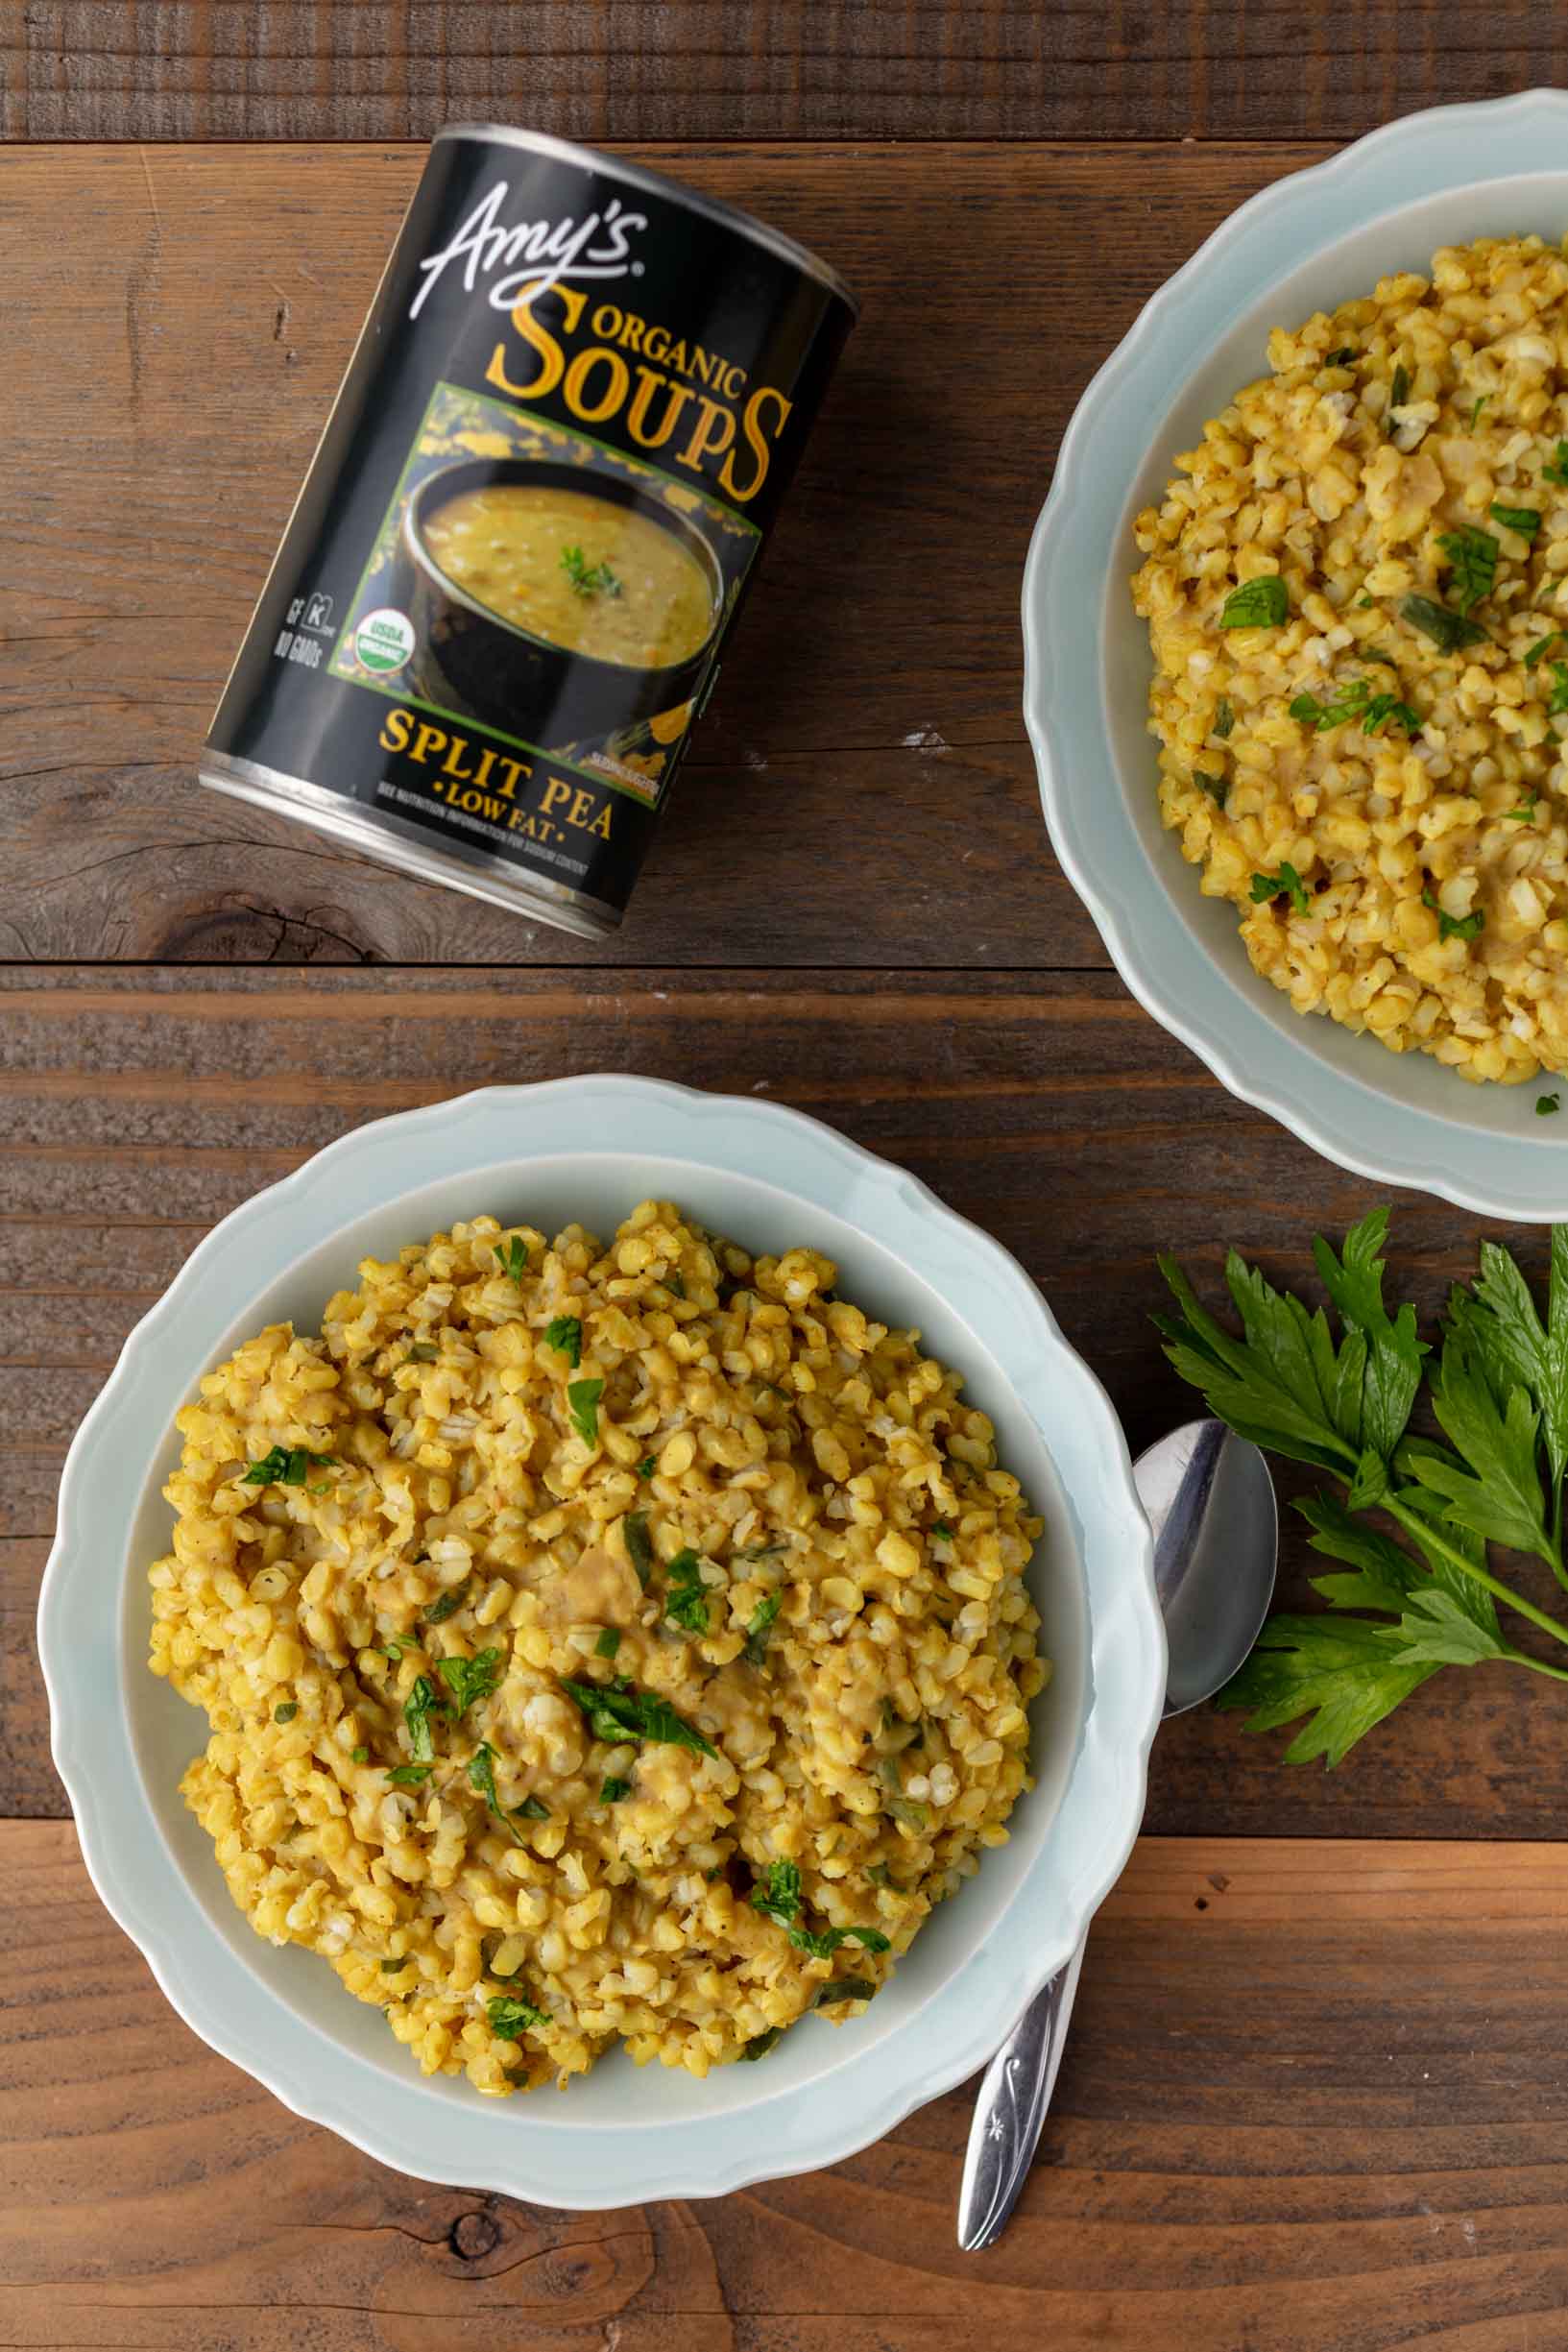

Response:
(955, 1417), (1278, 2251)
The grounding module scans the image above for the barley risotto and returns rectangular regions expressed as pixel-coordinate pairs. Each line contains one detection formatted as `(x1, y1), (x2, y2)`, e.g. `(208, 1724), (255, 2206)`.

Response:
(1132, 233), (1568, 1087)
(148, 1203), (1046, 2097)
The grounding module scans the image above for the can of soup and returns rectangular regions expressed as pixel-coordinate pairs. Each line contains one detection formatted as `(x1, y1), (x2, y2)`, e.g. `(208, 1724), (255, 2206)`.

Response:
(201, 126), (856, 936)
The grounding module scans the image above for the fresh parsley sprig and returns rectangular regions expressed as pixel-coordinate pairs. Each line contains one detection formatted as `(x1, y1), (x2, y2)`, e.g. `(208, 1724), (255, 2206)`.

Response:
(560, 1674), (717, 1758)
(1157, 1212), (1568, 1767)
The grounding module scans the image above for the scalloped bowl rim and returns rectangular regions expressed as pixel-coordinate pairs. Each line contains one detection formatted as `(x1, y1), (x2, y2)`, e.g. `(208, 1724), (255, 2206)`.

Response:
(37, 1075), (1163, 2206)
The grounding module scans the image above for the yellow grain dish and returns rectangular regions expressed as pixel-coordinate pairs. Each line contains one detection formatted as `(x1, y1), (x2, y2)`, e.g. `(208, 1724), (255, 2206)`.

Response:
(148, 1203), (1045, 2097)
(1132, 233), (1568, 1085)
(423, 482), (714, 668)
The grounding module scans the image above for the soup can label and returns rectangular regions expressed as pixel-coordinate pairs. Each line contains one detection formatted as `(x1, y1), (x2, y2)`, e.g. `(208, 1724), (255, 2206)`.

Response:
(202, 126), (856, 935)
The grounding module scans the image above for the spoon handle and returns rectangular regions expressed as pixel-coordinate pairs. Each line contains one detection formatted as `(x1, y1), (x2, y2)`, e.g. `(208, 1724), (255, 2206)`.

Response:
(955, 1932), (1087, 2251)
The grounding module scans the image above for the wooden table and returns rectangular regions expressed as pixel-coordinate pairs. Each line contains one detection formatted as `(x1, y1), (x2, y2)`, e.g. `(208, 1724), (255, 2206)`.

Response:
(7, 11), (1568, 2346)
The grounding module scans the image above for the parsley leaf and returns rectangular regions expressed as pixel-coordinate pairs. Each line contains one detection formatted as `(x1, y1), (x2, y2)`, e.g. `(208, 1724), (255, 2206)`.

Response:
(664, 1549), (711, 1635)
(559, 545), (621, 599)
(1545, 439), (1568, 487)
(1218, 577), (1288, 630)
(1216, 1612), (1443, 1766)
(433, 1648), (503, 1716)
(1505, 790), (1540, 823)
(1401, 594), (1487, 654)
(1214, 697), (1235, 739)
(636, 1455), (656, 1480)
(560, 1676), (717, 1758)
(600, 1775), (632, 1803)
(386, 1762), (433, 1787)
(514, 1793), (550, 1821)
(351, 1745), (369, 1763)
(241, 1444), (337, 1490)
(422, 1581), (470, 1625)
(1194, 768), (1228, 807)
(1549, 662), (1568, 717)
(750, 1858), (802, 1926)
(740, 2027), (784, 2061)
(487, 1993), (549, 2039)
(743, 1589), (784, 1665)
(1249, 861), (1311, 917)
(816, 1975), (878, 2006)
(1491, 502), (1542, 541)
(1422, 889), (1485, 944)
(1323, 346), (1356, 367)
(623, 1510), (654, 1587)
(1363, 691), (1421, 738)
(1290, 678), (1372, 733)
(567, 1376), (605, 1445)
(467, 1739), (527, 1845)
(405, 1341), (439, 1364)
(1540, 1093), (1562, 1118)
(1437, 525), (1498, 617)
(594, 1626), (622, 1660)
(402, 1675), (445, 1762)
(544, 1315), (583, 1367)
(1469, 394), (1489, 430)
(494, 1235), (529, 1284)
(1388, 362), (1411, 423)
(273, 1701), (299, 1723)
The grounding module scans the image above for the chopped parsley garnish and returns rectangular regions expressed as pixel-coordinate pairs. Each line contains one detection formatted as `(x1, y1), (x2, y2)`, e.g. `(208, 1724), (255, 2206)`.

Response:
(664, 1271), (687, 1298)
(1538, 1094), (1561, 1117)
(494, 1236), (529, 1284)
(1548, 662), (1568, 718)
(404, 1342), (439, 1363)
(735, 1540), (786, 1563)
(351, 1745), (369, 1763)
(1357, 594), (1375, 609)
(1491, 502), (1542, 542)
(1505, 790), (1540, 824)
(386, 1763), (433, 1787)
(742, 1589), (783, 1666)
(624, 1510), (654, 1587)
(1324, 346), (1356, 366)
(1469, 394), (1488, 430)
(379, 1954), (409, 1974)
(487, 1993), (549, 2039)
(1387, 363), (1411, 423)
(467, 1739), (528, 1845)
(1194, 768), (1228, 807)
(1545, 440), (1568, 486)
(1363, 691), (1421, 738)
(1436, 525), (1498, 617)
(273, 1701), (299, 1723)
(816, 1976), (878, 2006)
(380, 1635), (417, 1661)
(1218, 577), (1288, 630)
(636, 1455), (656, 1480)
(1423, 889), (1485, 944)
(1361, 646), (1398, 668)
(544, 1315), (583, 1367)
(1526, 632), (1565, 669)
(1250, 861), (1312, 917)
(560, 1675), (717, 1758)
(664, 1549), (711, 1635)
(560, 545), (621, 598)
(422, 1581), (470, 1624)
(515, 1794), (550, 1821)
(434, 1648), (502, 1715)
(601, 1776), (632, 1803)
(567, 1376), (605, 1445)
(1290, 677), (1373, 733)
(740, 2027), (784, 2061)
(1213, 697), (1235, 739)
(402, 1674), (444, 1762)
(1400, 594), (1487, 654)
(931, 1521), (953, 1540)
(240, 1444), (337, 1490)
(749, 1862), (891, 1958)
(594, 1626), (622, 1660)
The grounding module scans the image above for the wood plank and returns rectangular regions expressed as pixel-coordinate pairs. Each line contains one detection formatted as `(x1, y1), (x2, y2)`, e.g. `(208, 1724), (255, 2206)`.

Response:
(1, 3), (1560, 145)
(9, 961), (1568, 1843)
(0, 138), (1320, 965)
(9, 1821), (1568, 2350)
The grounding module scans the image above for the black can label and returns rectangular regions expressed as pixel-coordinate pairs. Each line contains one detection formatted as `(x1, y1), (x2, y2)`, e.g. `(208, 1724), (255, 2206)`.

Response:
(206, 130), (854, 924)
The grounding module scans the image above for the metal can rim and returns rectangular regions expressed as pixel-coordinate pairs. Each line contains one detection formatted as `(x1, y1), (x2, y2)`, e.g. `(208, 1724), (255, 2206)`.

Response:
(432, 120), (860, 317)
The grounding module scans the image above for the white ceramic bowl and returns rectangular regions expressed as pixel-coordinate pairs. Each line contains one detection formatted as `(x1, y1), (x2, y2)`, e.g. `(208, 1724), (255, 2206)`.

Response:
(1026, 88), (1568, 1221)
(38, 1076), (1162, 2205)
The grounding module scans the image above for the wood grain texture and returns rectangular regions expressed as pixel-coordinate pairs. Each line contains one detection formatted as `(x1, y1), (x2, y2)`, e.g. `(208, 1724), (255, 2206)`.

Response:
(0, 138), (1319, 966)
(11, 1820), (1568, 2351)
(10, 962), (1568, 1844)
(1, 1), (1563, 144)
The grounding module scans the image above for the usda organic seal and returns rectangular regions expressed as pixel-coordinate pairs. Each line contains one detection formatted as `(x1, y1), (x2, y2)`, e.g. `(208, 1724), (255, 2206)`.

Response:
(353, 608), (416, 675)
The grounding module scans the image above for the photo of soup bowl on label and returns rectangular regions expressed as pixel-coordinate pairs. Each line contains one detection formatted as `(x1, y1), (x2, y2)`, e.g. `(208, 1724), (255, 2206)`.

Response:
(397, 455), (726, 755)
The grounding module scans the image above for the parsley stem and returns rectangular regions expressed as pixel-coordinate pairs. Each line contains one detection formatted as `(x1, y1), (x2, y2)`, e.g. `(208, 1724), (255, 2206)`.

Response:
(1500, 1645), (1568, 1685)
(1384, 1495), (1568, 1650)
